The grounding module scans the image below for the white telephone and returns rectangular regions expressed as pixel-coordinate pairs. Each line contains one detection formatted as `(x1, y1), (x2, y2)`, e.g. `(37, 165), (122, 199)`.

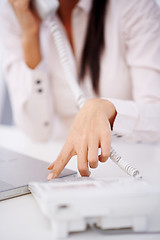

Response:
(29, 177), (160, 238)
(31, 0), (142, 179)
(32, 0), (59, 19)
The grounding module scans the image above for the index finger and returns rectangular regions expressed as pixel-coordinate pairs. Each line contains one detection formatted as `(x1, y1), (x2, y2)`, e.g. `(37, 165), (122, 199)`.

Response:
(47, 142), (74, 180)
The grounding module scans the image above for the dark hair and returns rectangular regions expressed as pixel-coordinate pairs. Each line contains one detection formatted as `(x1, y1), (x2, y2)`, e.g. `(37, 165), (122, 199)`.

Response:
(79, 0), (108, 94)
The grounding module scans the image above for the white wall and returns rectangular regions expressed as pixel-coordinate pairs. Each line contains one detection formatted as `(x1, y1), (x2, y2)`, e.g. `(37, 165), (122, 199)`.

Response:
(0, 0), (5, 110)
(0, 0), (12, 124)
(156, 0), (160, 6)
(0, 32), (5, 121)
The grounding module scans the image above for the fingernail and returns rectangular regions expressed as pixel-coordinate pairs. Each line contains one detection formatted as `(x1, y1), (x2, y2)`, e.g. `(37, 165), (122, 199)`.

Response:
(47, 172), (56, 181)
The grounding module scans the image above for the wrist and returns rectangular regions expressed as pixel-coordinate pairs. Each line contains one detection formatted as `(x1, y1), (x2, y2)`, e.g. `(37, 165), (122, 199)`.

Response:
(107, 102), (117, 129)
(22, 24), (40, 39)
(86, 98), (117, 129)
(100, 99), (117, 128)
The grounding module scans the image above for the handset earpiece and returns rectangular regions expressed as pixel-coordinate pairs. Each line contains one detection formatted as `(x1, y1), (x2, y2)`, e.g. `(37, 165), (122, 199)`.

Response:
(31, 0), (59, 19)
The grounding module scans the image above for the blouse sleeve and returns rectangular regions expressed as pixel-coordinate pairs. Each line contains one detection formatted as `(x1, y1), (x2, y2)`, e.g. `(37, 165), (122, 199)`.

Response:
(109, 0), (160, 142)
(0, 2), (54, 141)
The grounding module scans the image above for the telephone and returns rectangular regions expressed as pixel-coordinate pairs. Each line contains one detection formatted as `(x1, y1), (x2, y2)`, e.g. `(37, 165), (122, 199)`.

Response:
(32, 0), (141, 179)
(31, 0), (59, 19)
(29, 177), (160, 238)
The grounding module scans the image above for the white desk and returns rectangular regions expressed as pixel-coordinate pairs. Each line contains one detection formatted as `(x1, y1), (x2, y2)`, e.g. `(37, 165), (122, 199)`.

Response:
(0, 125), (160, 240)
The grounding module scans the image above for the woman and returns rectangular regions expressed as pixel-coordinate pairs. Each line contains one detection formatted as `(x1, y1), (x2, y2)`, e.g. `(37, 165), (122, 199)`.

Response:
(0, 0), (160, 180)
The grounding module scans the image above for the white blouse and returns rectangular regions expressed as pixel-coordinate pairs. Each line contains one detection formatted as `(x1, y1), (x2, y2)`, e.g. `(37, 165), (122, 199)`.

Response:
(0, 0), (160, 142)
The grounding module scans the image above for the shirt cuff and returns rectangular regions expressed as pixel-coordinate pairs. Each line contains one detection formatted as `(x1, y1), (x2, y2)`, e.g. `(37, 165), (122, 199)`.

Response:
(24, 59), (47, 72)
(22, 59), (50, 100)
(106, 98), (139, 135)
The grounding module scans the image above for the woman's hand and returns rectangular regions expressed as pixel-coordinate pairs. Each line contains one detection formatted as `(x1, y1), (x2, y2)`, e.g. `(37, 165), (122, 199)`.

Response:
(9, 0), (40, 35)
(9, 0), (42, 68)
(48, 98), (117, 180)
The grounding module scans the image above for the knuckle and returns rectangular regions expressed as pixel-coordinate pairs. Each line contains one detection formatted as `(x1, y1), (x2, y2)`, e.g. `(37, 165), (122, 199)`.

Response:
(80, 172), (89, 177)
(80, 132), (88, 143)
(78, 166), (88, 176)
(89, 162), (98, 169)
(88, 157), (98, 164)
(101, 129), (111, 138)
(52, 163), (64, 177)
(66, 135), (73, 145)
(62, 142), (74, 157)
(102, 152), (110, 159)
(100, 153), (110, 162)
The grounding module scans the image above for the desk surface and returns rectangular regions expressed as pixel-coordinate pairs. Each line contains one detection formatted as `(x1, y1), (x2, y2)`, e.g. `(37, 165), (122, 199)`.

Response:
(0, 125), (160, 240)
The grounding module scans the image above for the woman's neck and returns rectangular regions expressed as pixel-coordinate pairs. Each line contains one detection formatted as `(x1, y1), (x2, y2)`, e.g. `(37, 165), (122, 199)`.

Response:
(58, 0), (79, 52)
(58, 0), (79, 21)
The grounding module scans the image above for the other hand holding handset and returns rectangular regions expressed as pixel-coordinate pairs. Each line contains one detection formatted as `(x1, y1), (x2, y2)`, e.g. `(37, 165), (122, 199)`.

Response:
(9, 0), (41, 68)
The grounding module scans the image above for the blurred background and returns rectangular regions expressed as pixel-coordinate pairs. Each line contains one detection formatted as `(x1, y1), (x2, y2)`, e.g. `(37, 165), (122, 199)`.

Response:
(0, 0), (13, 125)
(0, 0), (160, 126)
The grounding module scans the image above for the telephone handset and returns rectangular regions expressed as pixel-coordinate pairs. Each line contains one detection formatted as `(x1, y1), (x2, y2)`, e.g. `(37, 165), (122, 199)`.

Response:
(32, 0), (142, 179)
(31, 0), (59, 19)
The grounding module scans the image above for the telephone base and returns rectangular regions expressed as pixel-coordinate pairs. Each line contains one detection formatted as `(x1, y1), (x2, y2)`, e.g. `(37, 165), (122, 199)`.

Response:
(29, 177), (160, 238)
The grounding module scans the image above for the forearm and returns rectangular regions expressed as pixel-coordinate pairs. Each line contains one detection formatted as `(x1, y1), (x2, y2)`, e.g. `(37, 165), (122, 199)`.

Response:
(22, 31), (42, 69)
(9, 0), (42, 68)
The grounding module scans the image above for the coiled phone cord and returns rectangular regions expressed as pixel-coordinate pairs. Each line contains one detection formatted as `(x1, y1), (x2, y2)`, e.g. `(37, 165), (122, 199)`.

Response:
(110, 147), (142, 179)
(47, 19), (85, 109)
(47, 18), (142, 179)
